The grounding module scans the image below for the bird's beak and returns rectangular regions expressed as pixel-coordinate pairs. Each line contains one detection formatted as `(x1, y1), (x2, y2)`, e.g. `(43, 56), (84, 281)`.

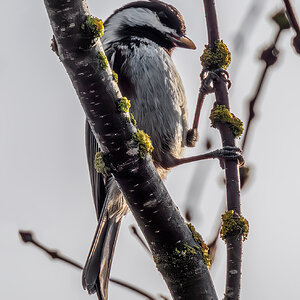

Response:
(168, 34), (196, 50)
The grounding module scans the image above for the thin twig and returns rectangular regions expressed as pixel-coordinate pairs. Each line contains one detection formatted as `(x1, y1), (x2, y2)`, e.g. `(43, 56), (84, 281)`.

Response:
(110, 278), (157, 300)
(19, 230), (83, 270)
(283, 0), (300, 33)
(184, 0), (266, 223)
(158, 295), (170, 300)
(209, 14), (285, 268)
(242, 28), (282, 150)
(192, 85), (210, 130)
(130, 225), (151, 254)
(282, 0), (300, 54)
(19, 230), (164, 300)
(202, 0), (243, 299)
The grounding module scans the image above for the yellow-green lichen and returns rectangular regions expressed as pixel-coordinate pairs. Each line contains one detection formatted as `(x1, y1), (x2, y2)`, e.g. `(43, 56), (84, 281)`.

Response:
(200, 40), (231, 70)
(130, 113), (137, 127)
(209, 105), (244, 138)
(153, 245), (204, 280)
(272, 10), (291, 30)
(133, 129), (153, 158)
(220, 210), (249, 242)
(118, 97), (131, 113)
(82, 16), (104, 38)
(174, 244), (199, 257)
(187, 223), (211, 268)
(112, 70), (118, 83)
(94, 152), (110, 176)
(97, 52), (109, 69)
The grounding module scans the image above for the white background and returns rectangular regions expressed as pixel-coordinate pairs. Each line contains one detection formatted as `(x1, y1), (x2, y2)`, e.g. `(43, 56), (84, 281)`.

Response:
(1, 0), (300, 299)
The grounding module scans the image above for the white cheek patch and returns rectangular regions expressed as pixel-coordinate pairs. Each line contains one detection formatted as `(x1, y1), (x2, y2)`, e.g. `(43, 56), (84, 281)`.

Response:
(102, 7), (176, 47)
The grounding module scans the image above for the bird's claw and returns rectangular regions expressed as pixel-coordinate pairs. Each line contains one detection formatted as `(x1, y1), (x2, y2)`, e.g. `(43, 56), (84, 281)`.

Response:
(215, 146), (244, 169)
(186, 128), (198, 147)
(200, 68), (232, 92)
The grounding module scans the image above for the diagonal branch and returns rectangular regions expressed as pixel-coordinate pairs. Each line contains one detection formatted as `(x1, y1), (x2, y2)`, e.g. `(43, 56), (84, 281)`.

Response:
(18, 230), (163, 300)
(19, 230), (83, 270)
(283, 0), (300, 33)
(242, 10), (290, 150)
(203, 1), (243, 299)
(130, 225), (151, 254)
(282, 0), (300, 54)
(43, 1), (217, 299)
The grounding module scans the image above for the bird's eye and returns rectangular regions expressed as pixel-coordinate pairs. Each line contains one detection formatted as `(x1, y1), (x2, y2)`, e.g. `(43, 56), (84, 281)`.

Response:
(157, 11), (168, 23)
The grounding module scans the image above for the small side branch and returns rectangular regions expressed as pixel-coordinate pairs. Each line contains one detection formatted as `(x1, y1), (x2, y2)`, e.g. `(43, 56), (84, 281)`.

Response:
(242, 10), (290, 150)
(19, 230), (166, 300)
(130, 225), (151, 254)
(19, 230), (83, 270)
(282, 0), (300, 54)
(283, 0), (300, 33)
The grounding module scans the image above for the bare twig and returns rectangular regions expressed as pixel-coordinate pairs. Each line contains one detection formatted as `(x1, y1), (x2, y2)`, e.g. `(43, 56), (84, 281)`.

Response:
(283, 0), (300, 33)
(159, 295), (170, 300)
(130, 225), (151, 254)
(19, 230), (83, 270)
(19, 230), (165, 300)
(110, 278), (157, 300)
(242, 10), (291, 150)
(282, 0), (300, 54)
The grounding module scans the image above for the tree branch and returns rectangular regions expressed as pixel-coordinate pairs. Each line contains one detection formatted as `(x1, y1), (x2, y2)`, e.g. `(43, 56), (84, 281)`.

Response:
(43, 1), (217, 299)
(202, 1), (243, 299)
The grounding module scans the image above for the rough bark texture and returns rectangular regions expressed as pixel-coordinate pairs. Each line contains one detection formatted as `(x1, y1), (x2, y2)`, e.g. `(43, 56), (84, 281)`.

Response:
(43, 1), (217, 299)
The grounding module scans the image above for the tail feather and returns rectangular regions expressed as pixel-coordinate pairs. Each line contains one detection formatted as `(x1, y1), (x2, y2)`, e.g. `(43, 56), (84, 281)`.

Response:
(84, 121), (124, 299)
(82, 210), (121, 299)
(98, 218), (121, 299)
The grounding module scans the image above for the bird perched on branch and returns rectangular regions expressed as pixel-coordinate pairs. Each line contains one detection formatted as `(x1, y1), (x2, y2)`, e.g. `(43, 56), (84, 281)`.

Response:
(82, 1), (196, 299)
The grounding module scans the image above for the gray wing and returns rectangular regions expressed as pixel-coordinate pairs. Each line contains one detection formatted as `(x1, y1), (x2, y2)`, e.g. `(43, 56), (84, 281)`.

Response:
(84, 121), (106, 219)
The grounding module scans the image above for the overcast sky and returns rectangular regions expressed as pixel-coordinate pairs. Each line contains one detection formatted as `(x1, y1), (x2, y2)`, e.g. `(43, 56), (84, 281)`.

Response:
(1, 0), (300, 299)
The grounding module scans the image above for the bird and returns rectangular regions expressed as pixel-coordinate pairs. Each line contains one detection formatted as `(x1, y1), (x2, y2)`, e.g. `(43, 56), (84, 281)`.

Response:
(82, 1), (196, 299)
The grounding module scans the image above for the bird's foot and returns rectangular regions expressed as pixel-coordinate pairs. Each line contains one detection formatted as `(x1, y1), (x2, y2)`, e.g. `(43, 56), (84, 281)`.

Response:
(186, 128), (198, 147)
(170, 146), (244, 168)
(200, 68), (231, 92)
(213, 146), (244, 169)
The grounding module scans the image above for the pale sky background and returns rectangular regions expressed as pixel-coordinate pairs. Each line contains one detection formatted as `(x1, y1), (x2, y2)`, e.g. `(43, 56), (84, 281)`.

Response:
(1, 0), (300, 299)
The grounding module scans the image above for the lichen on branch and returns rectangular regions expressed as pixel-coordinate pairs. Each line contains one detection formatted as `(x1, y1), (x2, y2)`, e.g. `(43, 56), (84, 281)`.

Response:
(97, 51), (109, 69)
(220, 210), (249, 242)
(82, 16), (104, 38)
(118, 97), (131, 113)
(209, 105), (244, 138)
(133, 129), (153, 158)
(187, 223), (211, 267)
(94, 152), (110, 176)
(200, 40), (231, 70)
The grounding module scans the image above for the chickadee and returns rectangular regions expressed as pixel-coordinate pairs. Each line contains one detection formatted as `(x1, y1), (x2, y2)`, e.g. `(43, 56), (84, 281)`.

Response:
(82, 1), (196, 299)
